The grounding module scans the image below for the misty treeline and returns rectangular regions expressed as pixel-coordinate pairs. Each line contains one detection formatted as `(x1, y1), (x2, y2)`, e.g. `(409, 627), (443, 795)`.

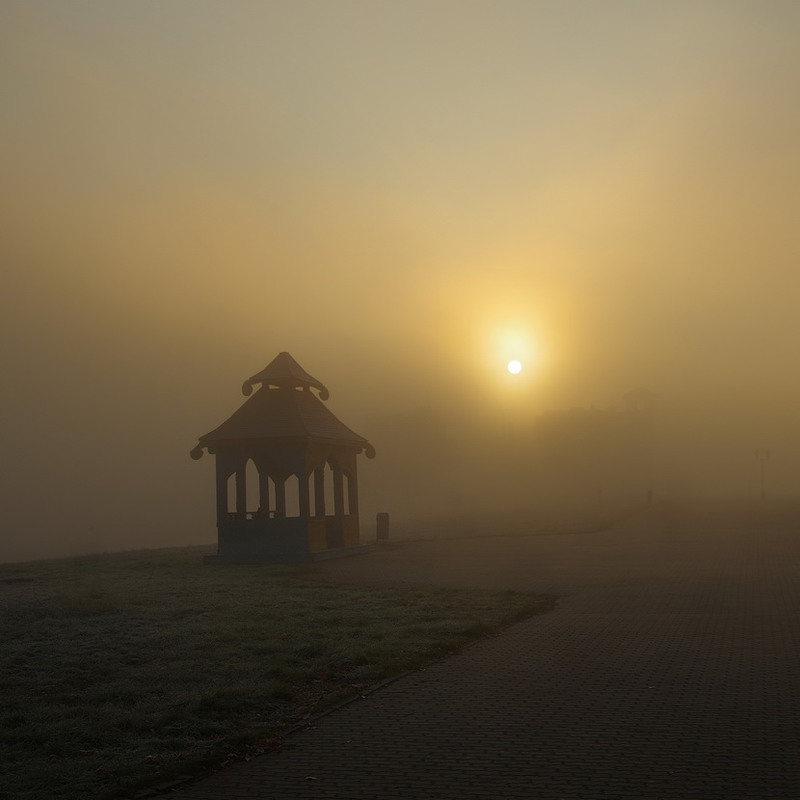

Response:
(361, 391), (656, 530)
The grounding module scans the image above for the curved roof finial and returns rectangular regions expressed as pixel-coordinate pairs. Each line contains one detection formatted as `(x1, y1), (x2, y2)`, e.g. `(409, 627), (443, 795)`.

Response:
(241, 352), (329, 399)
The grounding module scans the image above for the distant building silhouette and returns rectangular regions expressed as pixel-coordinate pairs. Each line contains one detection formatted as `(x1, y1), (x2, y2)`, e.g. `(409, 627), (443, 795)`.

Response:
(191, 352), (375, 563)
(527, 389), (658, 512)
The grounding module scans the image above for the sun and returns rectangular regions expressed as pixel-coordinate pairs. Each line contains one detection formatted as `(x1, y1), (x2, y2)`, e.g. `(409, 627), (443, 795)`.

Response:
(507, 359), (522, 375)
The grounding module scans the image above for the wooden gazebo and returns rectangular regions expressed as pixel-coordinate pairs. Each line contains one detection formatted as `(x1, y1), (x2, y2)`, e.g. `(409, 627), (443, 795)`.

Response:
(190, 352), (375, 563)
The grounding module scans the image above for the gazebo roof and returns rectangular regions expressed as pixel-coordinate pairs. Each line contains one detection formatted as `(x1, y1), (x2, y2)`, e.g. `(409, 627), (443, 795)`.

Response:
(241, 351), (329, 399)
(191, 353), (374, 459)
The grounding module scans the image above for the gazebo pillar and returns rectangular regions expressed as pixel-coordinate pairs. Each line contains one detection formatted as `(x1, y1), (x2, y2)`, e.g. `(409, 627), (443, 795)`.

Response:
(348, 467), (359, 517)
(313, 467), (326, 517)
(299, 470), (311, 520)
(275, 477), (286, 517)
(215, 461), (228, 526)
(333, 466), (345, 518)
(258, 472), (269, 516)
(235, 469), (247, 515)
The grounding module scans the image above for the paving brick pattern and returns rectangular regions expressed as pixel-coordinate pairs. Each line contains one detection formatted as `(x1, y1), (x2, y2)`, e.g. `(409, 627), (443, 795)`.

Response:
(154, 508), (800, 799)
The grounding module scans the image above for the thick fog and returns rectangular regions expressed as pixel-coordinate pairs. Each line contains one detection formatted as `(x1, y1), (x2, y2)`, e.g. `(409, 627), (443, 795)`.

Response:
(2, 1), (800, 562)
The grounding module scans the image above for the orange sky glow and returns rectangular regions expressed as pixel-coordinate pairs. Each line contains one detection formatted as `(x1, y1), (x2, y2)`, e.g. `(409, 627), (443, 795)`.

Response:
(2, 1), (800, 560)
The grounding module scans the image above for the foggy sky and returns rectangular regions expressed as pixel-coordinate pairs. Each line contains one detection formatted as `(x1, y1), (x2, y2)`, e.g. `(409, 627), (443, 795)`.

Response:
(2, 1), (800, 562)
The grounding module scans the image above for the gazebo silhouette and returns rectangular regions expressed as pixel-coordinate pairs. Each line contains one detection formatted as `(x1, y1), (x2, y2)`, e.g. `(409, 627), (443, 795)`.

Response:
(191, 352), (375, 563)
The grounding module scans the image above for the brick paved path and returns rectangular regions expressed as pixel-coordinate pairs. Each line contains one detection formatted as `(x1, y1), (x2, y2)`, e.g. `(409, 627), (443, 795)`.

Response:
(155, 506), (800, 799)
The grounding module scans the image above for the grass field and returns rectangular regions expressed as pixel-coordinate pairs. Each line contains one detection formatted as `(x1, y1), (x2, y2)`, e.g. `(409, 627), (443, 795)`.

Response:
(0, 544), (554, 800)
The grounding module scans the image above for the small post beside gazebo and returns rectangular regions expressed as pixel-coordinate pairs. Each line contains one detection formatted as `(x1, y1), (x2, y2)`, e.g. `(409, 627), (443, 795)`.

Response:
(191, 352), (375, 563)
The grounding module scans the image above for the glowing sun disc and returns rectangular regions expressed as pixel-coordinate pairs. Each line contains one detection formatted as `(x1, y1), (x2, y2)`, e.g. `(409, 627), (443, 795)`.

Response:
(507, 360), (522, 374)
